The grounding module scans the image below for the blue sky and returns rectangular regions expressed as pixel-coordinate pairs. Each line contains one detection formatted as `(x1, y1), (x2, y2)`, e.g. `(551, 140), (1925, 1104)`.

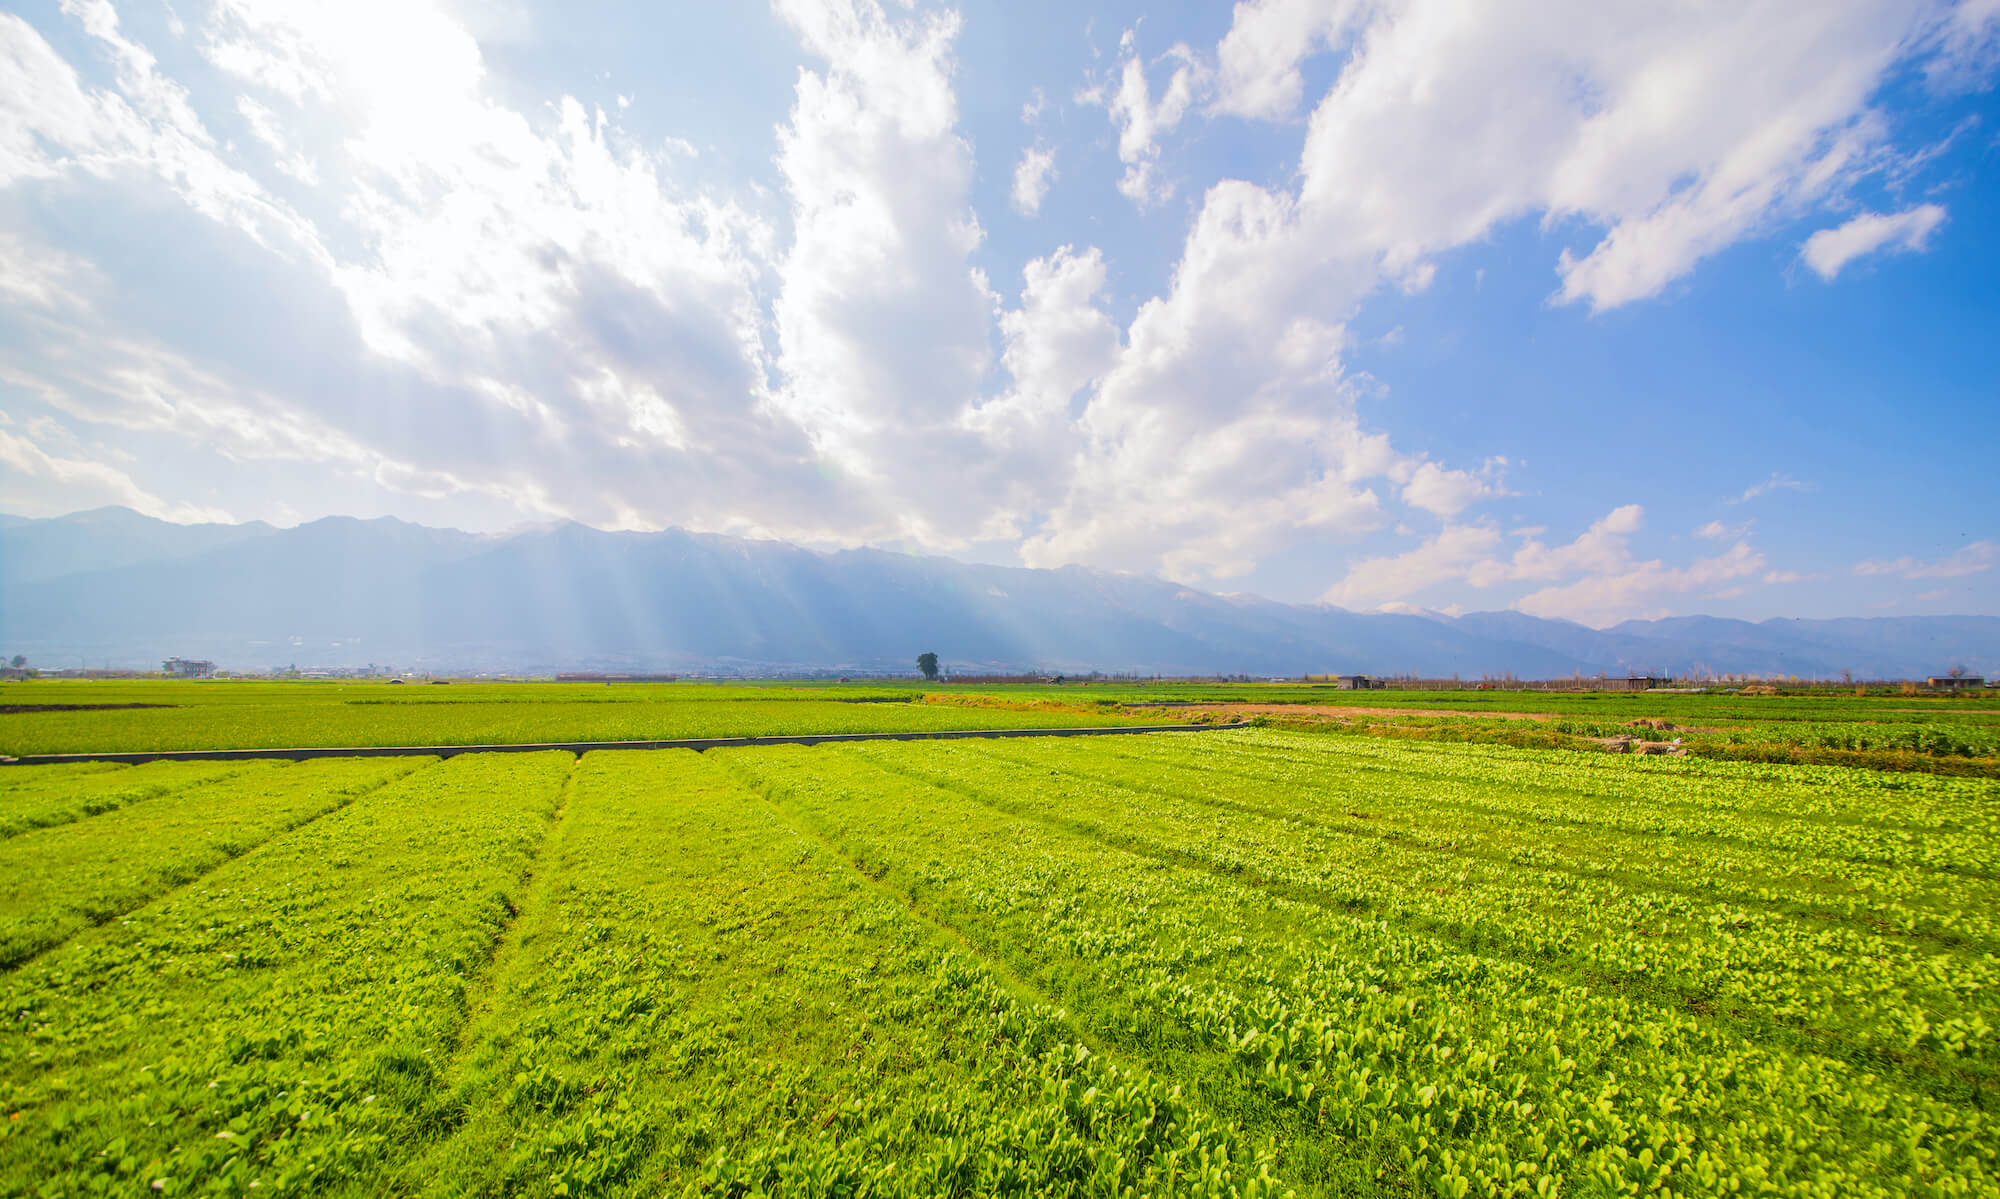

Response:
(1, 0), (1996, 626)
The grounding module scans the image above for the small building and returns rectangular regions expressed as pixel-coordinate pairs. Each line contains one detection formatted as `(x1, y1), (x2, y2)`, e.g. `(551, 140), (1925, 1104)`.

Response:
(1927, 675), (1986, 690)
(162, 657), (215, 679)
(1599, 675), (1670, 691)
(1334, 675), (1384, 690)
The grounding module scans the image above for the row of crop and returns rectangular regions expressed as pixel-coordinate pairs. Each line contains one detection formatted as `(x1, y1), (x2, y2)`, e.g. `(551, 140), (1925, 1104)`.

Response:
(415, 750), (1290, 1198)
(721, 744), (1998, 1198)
(1183, 730), (2000, 869)
(0, 751), (572, 1195)
(0, 757), (431, 970)
(0, 761), (285, 839)
(1225, 725), (1999, 829)
(1009, 732), (2000, 949)
(1697, 720), (2000, 758)
(891, 739), (1995, 1085)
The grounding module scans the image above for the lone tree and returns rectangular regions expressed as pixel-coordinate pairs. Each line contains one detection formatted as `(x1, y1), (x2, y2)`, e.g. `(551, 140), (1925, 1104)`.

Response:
(917, 652), (940, 681)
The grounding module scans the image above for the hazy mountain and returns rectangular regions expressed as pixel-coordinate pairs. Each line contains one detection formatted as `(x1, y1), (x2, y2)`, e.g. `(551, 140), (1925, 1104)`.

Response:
(2, 508), (1993, 677)
(0, 506), (279, 585)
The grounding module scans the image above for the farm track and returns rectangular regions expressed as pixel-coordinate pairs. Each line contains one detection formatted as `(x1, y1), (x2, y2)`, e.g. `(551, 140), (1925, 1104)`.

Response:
(967, 741), (2000, 956)
(855, 747), (1981, 1101)
(0, 722), (1226, 766)
(0, 759), (442, 974)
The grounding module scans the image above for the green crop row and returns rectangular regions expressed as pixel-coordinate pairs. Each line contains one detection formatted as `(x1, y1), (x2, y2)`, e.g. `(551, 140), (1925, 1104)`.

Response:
(996, 731), (2000, 949)
(0, 751), (572, 1195)
(863, 737), (1995, 1088)
(0, 761), (283, 839)
(718, 739), (1999, 1198)
(0, 757), (430, 969)
(416, 750), (1288, 1198)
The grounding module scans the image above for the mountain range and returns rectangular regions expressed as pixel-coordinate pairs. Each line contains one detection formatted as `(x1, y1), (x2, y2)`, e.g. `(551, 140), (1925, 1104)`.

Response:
(2, 507), (1994, 678)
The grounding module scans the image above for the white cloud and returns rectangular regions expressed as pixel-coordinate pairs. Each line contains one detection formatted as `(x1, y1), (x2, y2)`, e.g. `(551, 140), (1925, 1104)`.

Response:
(1517, 542), (1766, 626)
(1696, 519), (1750, 540)
(1212, 0), (1366, 121)
(766, 0), (1006, 547)
(1801, 203), (1948, 279)
(1321, 524), (1506, 609)
(1731, 473), (1811, 504)
(1399, 459), (1499, 518)
(1855, 541), (1997, 579)
(1104, 36), (1207, 207)
(1321, 502), (1773, 626)
(1011, 144), (1056, 215)
(0, 423), (233, 523)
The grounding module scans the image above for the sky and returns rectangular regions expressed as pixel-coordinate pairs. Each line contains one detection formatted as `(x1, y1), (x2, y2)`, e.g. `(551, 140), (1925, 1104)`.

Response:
(1, 0), (1996, 628)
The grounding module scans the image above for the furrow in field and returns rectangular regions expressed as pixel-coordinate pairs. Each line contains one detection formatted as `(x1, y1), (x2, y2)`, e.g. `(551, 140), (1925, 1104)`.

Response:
(969, 735), (2000, 952)
(0, 759), (288, 839)
(413, 749), (1290, 1199)
(0, 751), (573, 1196)
(866, 738), (1995, 1096)
(0, 756), (438, 972)
(720, 743), (1997, 1199)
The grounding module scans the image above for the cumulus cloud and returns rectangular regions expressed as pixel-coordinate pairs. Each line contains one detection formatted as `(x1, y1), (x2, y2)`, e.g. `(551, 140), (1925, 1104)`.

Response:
(1212, 0), (1366, 121)
(1801, 204), (1948, 279)
(1321, 503), (1772, 626)
(1399, 458), (1506, 519)
(1516, 541), (1766, 627)
(1011, 144), (1055, 215)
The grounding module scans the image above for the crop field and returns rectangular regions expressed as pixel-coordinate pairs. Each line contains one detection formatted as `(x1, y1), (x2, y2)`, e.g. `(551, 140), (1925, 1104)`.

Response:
(6, 681), (1995, 776)
(0, 682), (1157, 756)
(1, 728), (1993, 1196)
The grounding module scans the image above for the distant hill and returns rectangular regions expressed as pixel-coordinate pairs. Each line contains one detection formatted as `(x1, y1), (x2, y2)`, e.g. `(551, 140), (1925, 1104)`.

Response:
(2, 508), (1994, 677)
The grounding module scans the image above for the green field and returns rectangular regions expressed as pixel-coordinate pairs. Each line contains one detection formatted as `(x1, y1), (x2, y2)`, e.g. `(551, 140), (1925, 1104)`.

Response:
(5, 681), (1997, 771)
(2, 730), (1993, 1196)
(0, 681), (1158, 756)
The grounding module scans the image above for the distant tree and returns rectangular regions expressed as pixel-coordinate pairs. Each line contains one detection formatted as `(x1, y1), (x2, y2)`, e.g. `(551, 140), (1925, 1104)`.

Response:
(917, 652), (940, 681)
(1950, 664), (1968, 678)
(8, 654), (23, 669)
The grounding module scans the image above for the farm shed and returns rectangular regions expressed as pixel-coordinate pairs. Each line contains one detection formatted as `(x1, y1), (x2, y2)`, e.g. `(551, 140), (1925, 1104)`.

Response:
(1927, 675), (1986, 690)
(1334, 675), (1384, 690)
